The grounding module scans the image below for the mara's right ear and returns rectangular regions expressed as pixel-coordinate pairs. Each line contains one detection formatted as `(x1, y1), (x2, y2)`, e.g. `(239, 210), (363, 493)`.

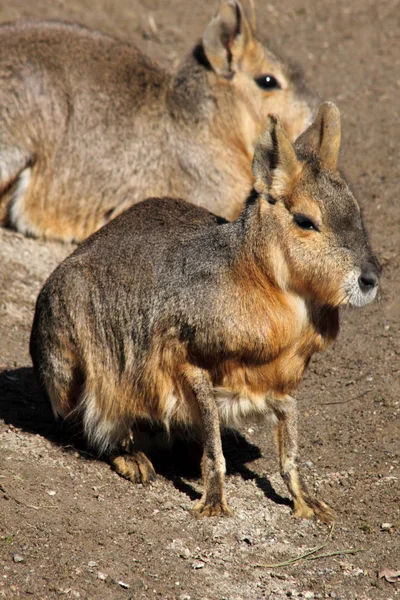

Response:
(202, 1), (253, 79)
(252, 115), (301, 197)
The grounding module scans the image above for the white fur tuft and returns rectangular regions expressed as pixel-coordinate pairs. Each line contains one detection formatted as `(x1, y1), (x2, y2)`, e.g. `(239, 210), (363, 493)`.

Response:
(80, 392), (123, 454)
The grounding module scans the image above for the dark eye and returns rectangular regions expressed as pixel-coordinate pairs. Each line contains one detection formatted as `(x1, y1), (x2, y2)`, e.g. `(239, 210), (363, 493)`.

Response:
(254, 74), (281, 90)
(293, 213), (319, 231)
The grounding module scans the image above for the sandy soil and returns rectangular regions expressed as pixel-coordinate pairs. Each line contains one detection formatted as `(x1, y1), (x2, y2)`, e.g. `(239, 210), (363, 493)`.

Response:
(0, 1), (399, 599)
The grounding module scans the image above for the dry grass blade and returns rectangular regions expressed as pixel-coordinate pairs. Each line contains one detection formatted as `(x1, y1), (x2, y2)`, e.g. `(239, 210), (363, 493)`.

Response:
(303, 547), (364, 561)
(254, 541), (330, 568)
(254, 524), (335, 568)
(254, 544), (364, 569)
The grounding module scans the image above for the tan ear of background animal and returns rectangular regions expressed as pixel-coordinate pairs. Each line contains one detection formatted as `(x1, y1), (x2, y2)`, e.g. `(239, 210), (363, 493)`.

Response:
(295, 102), (341, 170)
(0, 1), (316, 242)
(202, 0), (253, 78)
(30, 102), (380, 522)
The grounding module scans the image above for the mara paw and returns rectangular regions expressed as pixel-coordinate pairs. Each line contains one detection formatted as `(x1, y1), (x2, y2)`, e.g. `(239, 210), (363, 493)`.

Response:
(192, 498), (233, 518)
(293, 497), (334, 524)
(111, 451), (157, 485)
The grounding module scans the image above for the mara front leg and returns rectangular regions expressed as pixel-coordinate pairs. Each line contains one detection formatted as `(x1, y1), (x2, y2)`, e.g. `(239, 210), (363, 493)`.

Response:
(272, 396), (334, 524)
(183, 365), (232, 517)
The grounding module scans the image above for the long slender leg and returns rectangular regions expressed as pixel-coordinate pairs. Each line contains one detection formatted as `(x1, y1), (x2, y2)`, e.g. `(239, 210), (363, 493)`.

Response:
(183, 365), (232, 517)
(272, 396), (333, 523)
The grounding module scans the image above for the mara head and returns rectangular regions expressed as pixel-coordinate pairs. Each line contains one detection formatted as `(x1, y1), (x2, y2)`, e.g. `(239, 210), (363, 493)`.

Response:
(251, 102), (381, 308)
(201, 0), (315, 150)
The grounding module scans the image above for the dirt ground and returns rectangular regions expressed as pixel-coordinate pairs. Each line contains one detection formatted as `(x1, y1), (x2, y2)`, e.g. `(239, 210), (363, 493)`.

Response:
(0, 0), (399, 599)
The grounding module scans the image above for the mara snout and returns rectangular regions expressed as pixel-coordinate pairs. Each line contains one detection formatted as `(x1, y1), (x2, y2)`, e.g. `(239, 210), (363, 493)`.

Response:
(30, 103), (380, 522)
(0, 1), (315, 242)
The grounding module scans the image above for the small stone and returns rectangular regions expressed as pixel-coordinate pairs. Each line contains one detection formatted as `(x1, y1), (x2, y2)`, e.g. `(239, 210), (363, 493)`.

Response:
(191, 561), (205, 569)
(12, 553), (24, 563)
(46, 490), (56, 496)
(304, 592), (314, 599)
(118, 580), (130, 588)
(179, 595), (191, 600)
(87, 561), (97, 568)
(97, 571), (107, 581)
(180, 548), (191, 559)
(381, 522), (393, 531)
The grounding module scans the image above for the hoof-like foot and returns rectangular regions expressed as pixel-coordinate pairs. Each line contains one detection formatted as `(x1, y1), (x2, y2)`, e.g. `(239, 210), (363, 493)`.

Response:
(192, 498), (233, 518)
(293, 497), (334, 524)
(111, 451), (157, 485)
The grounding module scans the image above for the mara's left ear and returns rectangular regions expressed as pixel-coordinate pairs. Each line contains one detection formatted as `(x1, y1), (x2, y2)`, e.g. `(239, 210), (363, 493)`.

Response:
(202, 1), (253, 79)
(252, 114), (301, 197)
(295, 102), (341, 171)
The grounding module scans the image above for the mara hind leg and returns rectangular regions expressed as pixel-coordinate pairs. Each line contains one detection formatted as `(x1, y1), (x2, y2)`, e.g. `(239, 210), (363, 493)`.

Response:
(36, 359), (84, 424)
(272, 396), (334, 524)
(47, 373), (157, 484)
(109, 432), (156, 485)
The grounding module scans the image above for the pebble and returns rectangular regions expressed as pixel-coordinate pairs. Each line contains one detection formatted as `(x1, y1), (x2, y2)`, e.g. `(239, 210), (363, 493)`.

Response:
(381, 522), (393, 531)
(118, 580), (130, 588)
(12, 554), (24, 563)
(97, 571), (107, 581)
(191, 561), (205, 569)
(88, 561), (97, 568)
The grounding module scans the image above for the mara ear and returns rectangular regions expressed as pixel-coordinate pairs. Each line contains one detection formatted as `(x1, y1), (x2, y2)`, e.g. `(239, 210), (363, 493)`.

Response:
(202, 1), (253, 79)
(252, 115), (301, 197)
(295, 102), (341, 171)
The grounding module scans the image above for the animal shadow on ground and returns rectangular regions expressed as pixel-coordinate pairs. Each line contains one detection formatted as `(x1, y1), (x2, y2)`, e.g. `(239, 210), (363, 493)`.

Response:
(0, 367), (291, 508)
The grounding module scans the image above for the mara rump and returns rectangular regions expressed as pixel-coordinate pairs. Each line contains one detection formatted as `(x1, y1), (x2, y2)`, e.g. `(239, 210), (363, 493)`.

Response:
(0, 1), (314, 242)
(30, 103), (380, 521)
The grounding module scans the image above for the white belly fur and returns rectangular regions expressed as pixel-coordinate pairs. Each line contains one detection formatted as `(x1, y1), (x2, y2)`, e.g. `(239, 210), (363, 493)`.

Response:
(163, 389), (278, 430)
(214, 388), (277, 428)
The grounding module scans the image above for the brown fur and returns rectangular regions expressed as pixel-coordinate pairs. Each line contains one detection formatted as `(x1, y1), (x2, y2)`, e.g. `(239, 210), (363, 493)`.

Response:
(0, 2), (315, 241)
(30, 104), (381, 521)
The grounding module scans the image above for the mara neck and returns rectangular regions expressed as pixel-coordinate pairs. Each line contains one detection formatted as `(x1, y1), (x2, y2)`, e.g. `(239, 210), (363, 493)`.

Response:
(167, 44), (257, 164)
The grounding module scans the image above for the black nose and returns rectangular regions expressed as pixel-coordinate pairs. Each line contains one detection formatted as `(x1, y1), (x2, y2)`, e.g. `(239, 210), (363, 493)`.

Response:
(358, 270), (379, 293)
